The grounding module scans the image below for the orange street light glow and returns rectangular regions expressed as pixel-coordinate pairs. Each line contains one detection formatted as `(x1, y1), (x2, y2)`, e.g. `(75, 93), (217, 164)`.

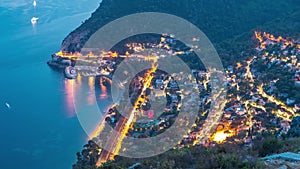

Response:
(212, 131), (229, 143)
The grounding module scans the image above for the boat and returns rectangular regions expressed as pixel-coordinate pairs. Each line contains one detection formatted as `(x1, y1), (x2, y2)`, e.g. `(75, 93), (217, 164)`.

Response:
(31, 17), (39, 25)
(33, 0), (37, 8)
(64, 66), (78, 79)
(5, 102), (11, 109)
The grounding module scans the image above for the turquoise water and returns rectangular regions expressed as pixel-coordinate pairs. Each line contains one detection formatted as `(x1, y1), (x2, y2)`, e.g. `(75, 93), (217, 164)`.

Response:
(0, 1), (103, 169)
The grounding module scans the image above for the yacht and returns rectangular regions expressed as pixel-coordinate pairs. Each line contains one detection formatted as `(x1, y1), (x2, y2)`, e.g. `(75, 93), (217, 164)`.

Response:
(31, 17), (39, 25)
(33, 0), (37, 8)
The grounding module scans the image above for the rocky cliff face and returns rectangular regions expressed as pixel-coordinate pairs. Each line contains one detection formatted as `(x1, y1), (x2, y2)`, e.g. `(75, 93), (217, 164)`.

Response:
(60, 0), (299, 53)
(263, 156), (300, 169)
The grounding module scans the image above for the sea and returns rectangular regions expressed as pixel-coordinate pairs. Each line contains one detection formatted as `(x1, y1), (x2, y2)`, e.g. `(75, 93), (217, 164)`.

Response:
(0, 1), (108, 169)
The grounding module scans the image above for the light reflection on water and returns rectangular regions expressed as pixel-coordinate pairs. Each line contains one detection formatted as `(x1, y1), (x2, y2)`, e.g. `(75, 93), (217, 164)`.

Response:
(0, 1), (103, 169)
(64, 79), (75, 118)
(99, 76), (109, 99)
(64, 76), (112, 118)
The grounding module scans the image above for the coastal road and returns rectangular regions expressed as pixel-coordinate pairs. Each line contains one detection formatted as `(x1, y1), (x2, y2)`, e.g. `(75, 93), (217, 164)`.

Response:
(96, 65), (157, 166)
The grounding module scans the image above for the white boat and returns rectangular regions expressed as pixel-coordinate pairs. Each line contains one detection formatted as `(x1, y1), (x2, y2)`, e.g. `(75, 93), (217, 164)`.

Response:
(5, 102), (11, 109)
(33, 0), (37, 8)
(31, 17), (39, 25)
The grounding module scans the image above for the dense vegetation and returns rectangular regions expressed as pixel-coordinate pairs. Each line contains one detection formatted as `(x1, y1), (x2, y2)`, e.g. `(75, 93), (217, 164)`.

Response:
(61, 0), (300, 67)
(94, 119), (300, 168)
(71, 136), (300, 169)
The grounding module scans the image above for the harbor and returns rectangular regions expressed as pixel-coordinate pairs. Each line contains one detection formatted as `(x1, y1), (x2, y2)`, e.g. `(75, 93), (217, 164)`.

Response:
(47, 51), (117, 79)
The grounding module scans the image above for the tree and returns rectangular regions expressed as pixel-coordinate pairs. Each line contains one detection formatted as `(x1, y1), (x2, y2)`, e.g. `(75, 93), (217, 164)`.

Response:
(258, 137), (283, 157)
(288, 116), (300, 137)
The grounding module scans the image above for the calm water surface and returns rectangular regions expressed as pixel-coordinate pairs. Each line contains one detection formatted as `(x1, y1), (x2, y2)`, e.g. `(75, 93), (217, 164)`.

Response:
(0, 1), (107, 169)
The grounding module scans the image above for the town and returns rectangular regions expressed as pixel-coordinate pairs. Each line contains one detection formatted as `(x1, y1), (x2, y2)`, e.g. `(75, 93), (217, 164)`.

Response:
(49, 31), (300, 167)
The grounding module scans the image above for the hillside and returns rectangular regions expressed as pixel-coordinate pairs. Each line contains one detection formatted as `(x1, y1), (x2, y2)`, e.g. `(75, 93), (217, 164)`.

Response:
(60, 1), (300, 169)
(60, 0), (300, 62)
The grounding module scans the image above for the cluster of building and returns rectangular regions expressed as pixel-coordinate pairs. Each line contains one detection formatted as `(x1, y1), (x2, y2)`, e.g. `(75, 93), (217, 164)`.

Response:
(211, 32), (300, 143)
(72, 31), (300, 159)
(172, 32), (300, 146)
(126, 71), (183, 138)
